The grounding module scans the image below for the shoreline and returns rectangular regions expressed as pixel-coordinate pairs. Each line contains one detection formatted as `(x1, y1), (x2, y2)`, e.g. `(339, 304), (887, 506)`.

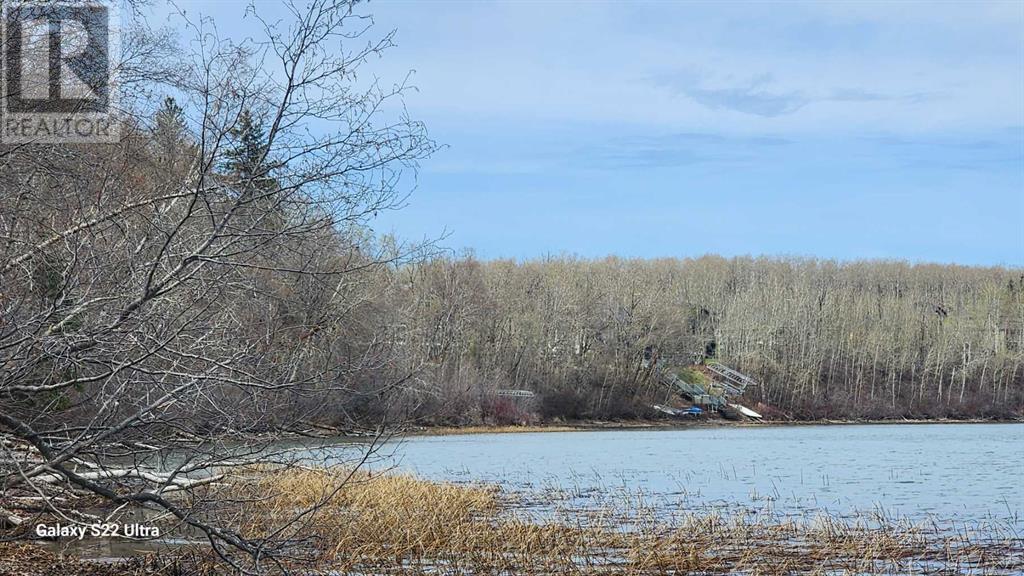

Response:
(406, 416), (1024, 436)
(5, 465), (1021, 575)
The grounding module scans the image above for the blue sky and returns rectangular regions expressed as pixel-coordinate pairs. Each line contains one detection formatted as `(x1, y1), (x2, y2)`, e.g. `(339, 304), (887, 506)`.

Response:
(160, 1), (1024, 266)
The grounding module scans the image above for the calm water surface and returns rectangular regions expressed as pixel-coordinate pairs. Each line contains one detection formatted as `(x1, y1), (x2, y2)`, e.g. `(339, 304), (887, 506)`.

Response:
(51, 423), (1023, 560)
(364, 423), (1023, 528)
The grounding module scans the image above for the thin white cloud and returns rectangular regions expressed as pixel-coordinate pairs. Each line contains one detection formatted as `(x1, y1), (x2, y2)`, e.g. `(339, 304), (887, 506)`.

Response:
(361, 1), (1023, 134)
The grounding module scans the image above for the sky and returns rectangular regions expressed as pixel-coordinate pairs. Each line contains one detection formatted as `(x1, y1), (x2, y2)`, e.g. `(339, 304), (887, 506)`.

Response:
(158, 1), (1024, 266)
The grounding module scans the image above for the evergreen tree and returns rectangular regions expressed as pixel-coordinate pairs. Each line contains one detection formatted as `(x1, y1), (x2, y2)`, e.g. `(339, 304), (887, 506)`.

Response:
(153, 96), (187, 147)
(223, 109), (277, 191)
(151, 96), (193, 173)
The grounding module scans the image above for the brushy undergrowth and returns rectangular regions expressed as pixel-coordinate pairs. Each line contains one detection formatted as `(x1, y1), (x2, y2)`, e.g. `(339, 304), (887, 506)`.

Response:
(218, 467), (1024, 575)
(414, 425), (583, 436)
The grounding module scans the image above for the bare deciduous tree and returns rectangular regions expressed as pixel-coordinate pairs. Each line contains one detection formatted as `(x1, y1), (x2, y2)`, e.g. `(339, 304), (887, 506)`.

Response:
(1, 0), (434, 571)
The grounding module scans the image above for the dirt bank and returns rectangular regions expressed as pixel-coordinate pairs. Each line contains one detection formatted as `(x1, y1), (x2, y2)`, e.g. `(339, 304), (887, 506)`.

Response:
(405, 416), (1022, 436)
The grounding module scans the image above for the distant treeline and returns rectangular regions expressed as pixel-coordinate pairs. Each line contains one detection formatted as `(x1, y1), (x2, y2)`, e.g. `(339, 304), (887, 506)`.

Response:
(4, 101), (1021, 437)
(385, 256), (1023, 423)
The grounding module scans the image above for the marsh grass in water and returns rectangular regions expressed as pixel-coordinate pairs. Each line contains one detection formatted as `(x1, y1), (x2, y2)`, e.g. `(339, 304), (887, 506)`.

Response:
(7, 464), (1020, 574)
(216, 467), (1023, 575)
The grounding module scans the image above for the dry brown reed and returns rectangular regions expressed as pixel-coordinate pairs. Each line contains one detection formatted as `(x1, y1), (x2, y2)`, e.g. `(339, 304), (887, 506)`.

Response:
(219, 467), (1024, 575)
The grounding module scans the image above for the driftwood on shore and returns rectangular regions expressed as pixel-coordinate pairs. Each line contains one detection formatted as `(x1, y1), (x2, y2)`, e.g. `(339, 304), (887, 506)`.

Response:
(0, 431), (226, 529)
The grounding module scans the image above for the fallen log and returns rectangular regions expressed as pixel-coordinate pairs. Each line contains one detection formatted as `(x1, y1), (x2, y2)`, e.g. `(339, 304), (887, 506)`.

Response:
(0, 506), (24, 528)
(29, 468), (225, 494)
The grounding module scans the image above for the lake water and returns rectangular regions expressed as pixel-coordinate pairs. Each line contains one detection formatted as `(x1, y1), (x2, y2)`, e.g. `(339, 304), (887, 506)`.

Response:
(358, 423), (1023, 530)
(48, 422), (1023, 560)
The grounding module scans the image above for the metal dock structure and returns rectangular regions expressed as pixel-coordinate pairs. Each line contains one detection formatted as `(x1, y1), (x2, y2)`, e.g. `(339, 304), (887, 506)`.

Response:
(706, 363), (759, 396)
(658, 369), (725, 408)
(655, 361), (759, 414)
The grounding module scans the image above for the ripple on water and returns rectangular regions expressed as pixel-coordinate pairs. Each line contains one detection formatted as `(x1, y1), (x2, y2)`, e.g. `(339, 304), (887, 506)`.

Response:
(358, 423), (1024, 530)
